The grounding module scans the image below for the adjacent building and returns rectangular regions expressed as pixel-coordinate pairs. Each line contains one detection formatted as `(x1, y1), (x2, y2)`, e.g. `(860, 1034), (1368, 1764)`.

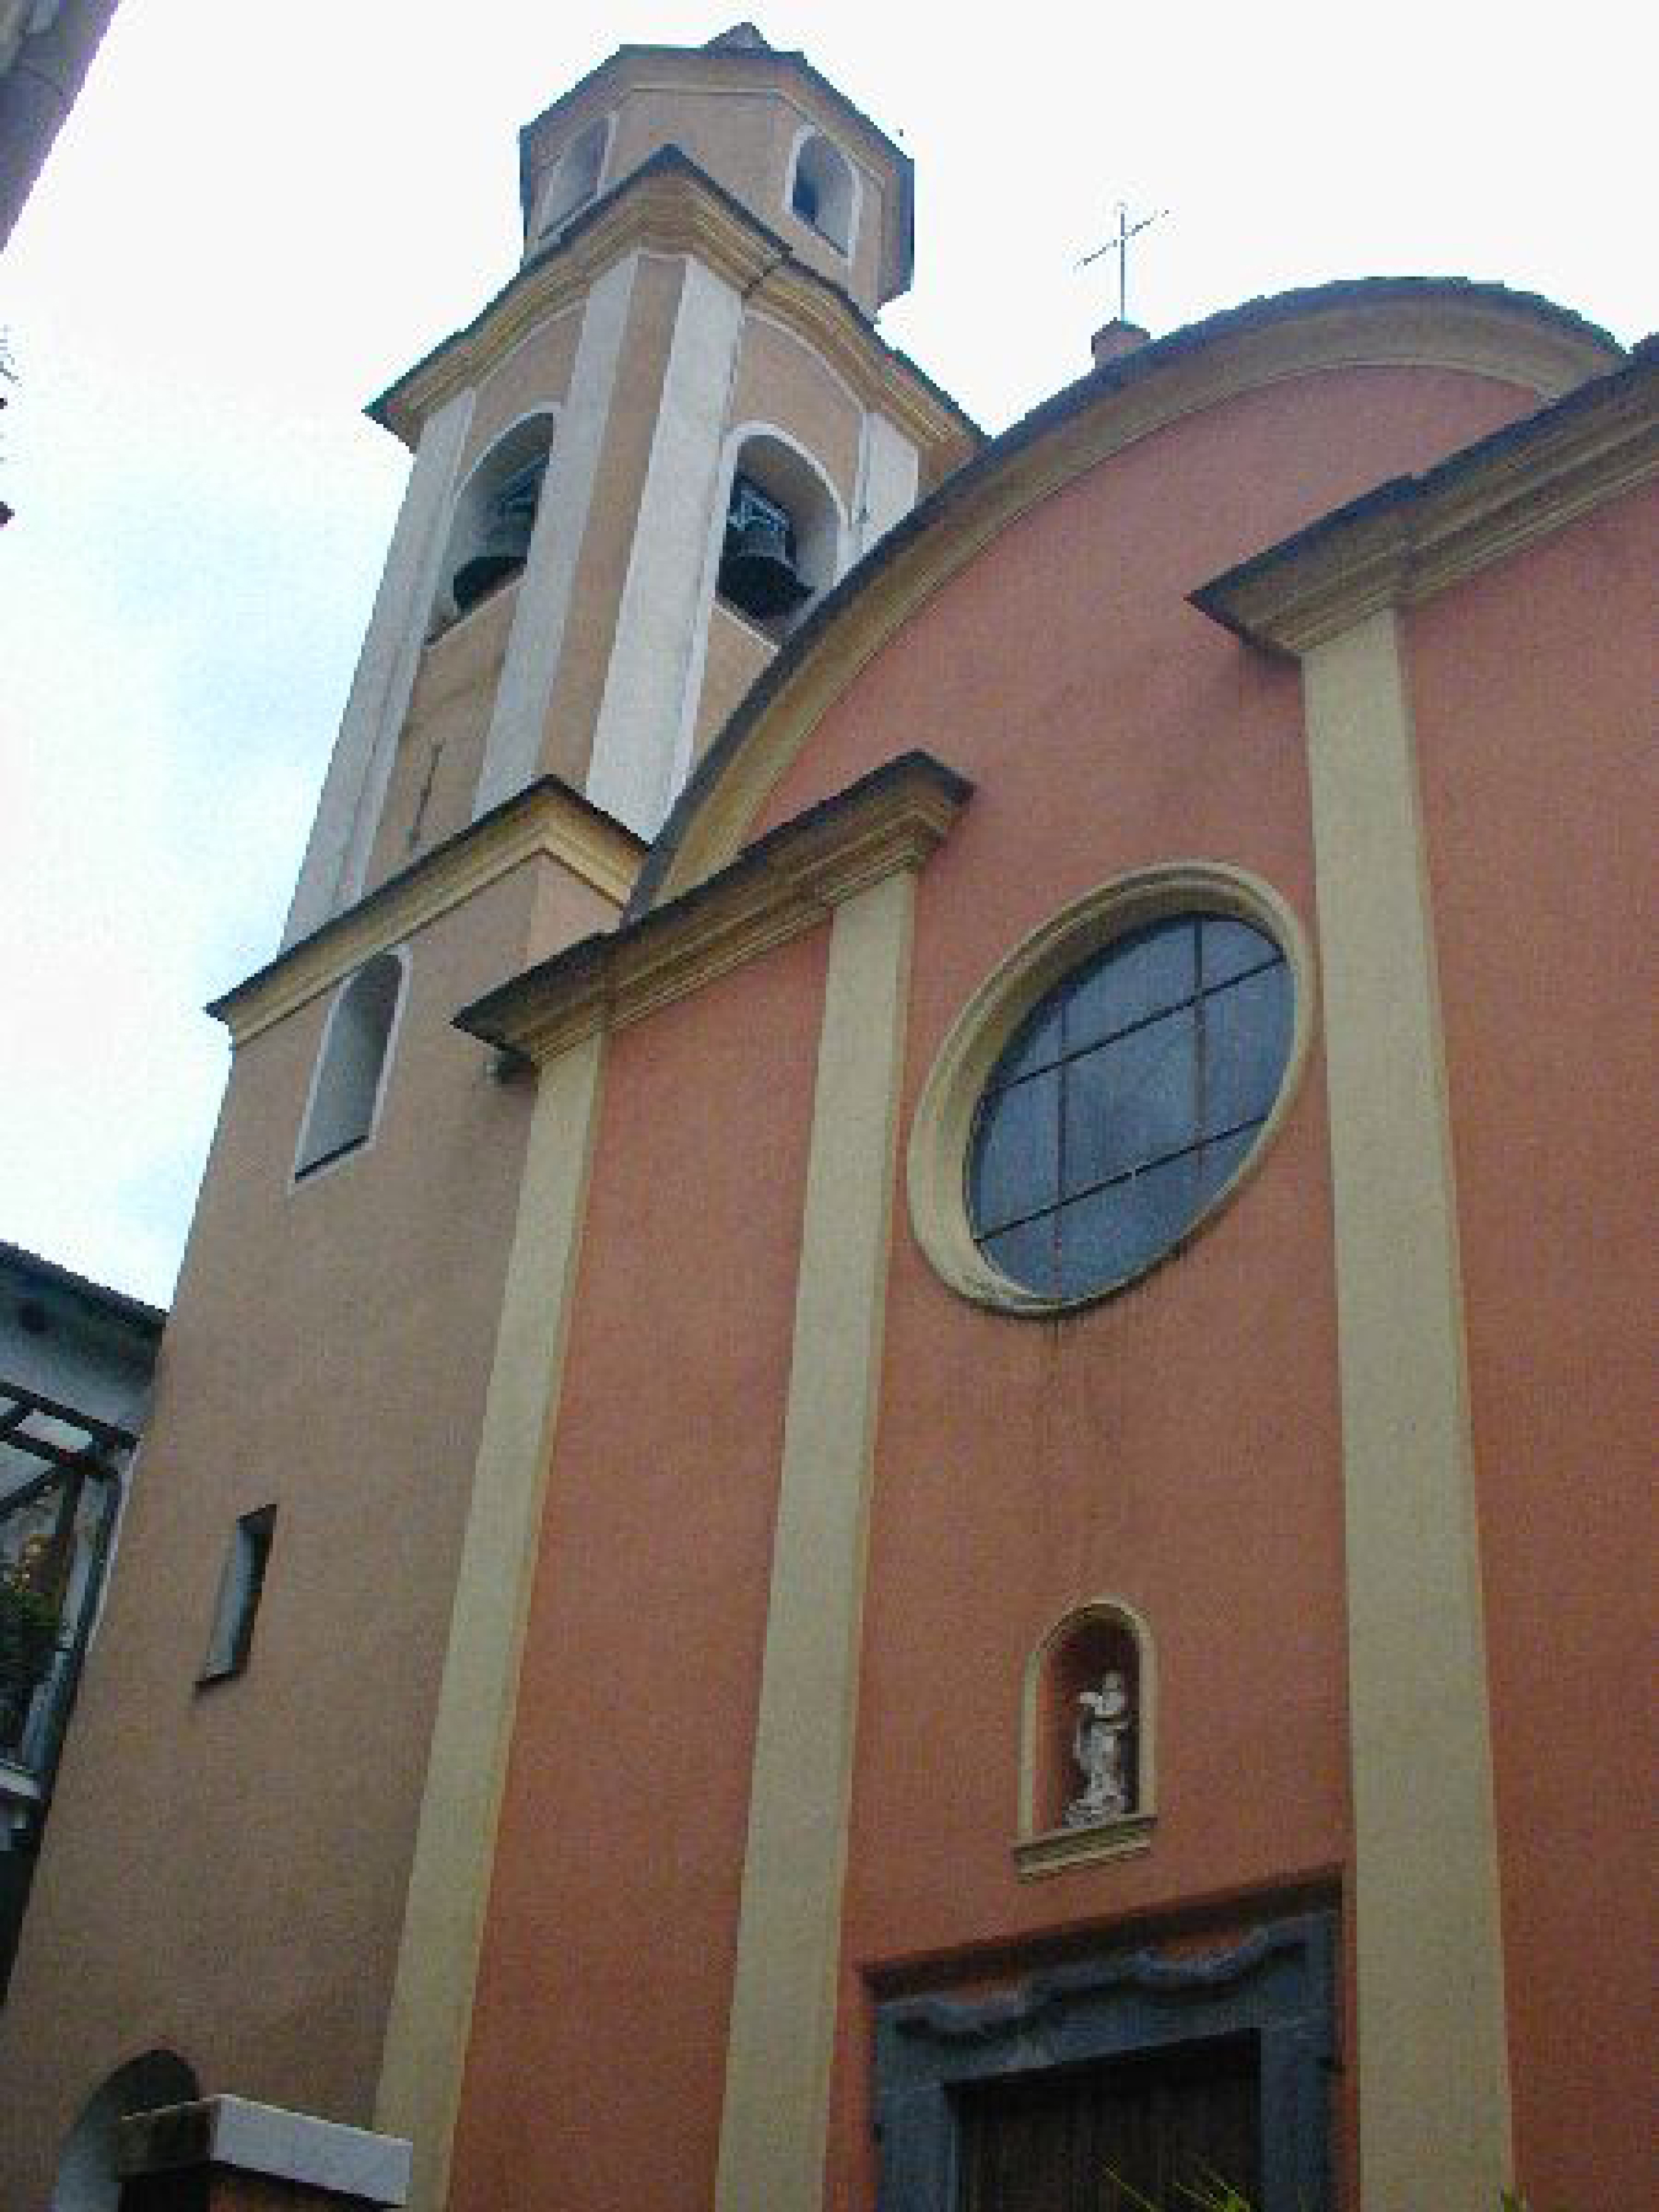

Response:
(0, 1243), (162, 2001)
(1, 25), (1652, 2212)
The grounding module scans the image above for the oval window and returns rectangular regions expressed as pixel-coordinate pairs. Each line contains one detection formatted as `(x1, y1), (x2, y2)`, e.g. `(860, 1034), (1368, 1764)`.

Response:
(966, 912), (1293, 1300)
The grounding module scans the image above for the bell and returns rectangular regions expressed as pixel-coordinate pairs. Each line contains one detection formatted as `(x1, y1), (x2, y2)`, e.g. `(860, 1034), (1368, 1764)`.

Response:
(452, 459), (545, 616)
(452, 510), (533, 615)
(719, 511), (811, 621)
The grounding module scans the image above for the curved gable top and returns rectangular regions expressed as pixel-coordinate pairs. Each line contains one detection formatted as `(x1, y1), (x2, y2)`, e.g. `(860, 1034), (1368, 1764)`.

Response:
(634, 278), (1624, 917)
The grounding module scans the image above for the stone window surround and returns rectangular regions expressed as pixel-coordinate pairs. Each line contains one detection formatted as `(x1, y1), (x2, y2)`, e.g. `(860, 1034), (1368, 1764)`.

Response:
(906, 862), (1315, 1316)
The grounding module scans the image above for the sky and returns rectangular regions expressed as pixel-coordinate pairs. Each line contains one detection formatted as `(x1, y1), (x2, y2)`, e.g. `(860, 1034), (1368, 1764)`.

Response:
(1, 0), (1650, 1307)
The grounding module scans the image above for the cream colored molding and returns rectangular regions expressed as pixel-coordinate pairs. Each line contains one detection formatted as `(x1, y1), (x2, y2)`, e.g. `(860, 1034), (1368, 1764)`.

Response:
(1302, 609), (1512, 2208)
(1013, 1596), (1157, 1881)
(211, 781), (642, 1048)
(647, 290), (1621, 911)
(906, 863), (1315, 1315)
(119, 2096), (411, 2207)
(716, 865), (916, 2212)
(456, 754), (968, 1067)
(376, 160), (969, 461)
(373, 1031), (606, 2212)
(1194, 356), (1659, 653)
(1014, 1817), (1155, 1880)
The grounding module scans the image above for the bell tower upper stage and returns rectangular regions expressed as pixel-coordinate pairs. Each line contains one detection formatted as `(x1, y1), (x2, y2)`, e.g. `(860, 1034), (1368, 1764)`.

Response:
(283, 25), (975, 950)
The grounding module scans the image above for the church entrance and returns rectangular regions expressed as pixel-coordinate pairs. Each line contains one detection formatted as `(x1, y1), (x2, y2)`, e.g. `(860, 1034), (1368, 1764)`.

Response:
(955, 2034), (1260, 2212)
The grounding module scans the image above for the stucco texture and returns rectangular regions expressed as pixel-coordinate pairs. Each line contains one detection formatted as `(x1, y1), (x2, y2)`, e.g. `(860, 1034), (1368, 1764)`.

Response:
(1408, 488), (1658, 2212)
(447, 929), (828, 2212)
(0, 864), (559, 2206)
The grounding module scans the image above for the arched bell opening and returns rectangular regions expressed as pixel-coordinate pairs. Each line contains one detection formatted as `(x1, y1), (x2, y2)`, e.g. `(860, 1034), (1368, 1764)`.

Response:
(787, 130), (856, 255)
(52, 2049), (199, 2211)
(294, 949), (408, 1181)
(1022, 1599), (1154, 1847)
(532, 115), (609, 245)
(714, 430), (845, 643)
(433, 412), (557, 631)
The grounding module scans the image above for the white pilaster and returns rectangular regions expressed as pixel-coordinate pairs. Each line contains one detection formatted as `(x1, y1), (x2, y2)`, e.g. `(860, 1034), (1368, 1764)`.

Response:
(472, 254), (638, 819)
(283, 389), (475, 947)
(585, 259), (745, 838)
(855, 410), (919, 559)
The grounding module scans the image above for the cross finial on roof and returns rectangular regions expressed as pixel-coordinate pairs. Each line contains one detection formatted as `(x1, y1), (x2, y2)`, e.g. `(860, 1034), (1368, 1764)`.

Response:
(1078, 201), (1167, 326)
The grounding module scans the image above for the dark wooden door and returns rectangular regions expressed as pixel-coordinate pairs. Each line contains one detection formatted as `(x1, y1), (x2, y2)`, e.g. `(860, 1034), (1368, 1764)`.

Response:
(957, 2034), (1260, 2211)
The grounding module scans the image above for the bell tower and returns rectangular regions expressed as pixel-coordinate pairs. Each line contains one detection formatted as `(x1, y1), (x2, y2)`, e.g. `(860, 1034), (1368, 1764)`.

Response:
(283, 23), (974, 945)
(0, 32), (972, 2211)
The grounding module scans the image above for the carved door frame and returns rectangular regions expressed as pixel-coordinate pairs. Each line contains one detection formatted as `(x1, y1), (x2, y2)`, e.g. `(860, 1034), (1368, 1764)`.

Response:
(873, 1911), (1335, 2212)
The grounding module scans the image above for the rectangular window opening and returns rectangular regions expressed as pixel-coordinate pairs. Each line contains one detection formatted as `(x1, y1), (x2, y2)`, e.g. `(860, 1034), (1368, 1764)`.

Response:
(198, 1505), (276, 1685)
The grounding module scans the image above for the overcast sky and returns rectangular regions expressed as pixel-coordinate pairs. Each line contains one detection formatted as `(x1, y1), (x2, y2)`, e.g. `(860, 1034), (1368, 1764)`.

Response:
(1, 1), (1649, 1307)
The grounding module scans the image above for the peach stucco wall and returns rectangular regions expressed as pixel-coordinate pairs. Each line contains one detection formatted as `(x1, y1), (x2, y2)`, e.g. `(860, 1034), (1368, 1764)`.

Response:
(445, 356), (1564, 2204)
(0, 862), (564, 2208)
(728, 314), (865, 499)
(1408, 490), (1658, 2212)
(448, 929), (828, 2212)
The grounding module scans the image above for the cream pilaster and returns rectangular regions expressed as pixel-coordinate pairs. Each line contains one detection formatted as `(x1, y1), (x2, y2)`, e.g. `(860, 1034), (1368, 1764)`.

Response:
(373, 1033), (607, 2212)
(855, 409), (919, 558)
(283, 388), (476, 946)
(715, 866), (916, 2212)
(1303, 608), (1512, 2208)
(586, 258), (745, 837)
(473, 254), (638, 819)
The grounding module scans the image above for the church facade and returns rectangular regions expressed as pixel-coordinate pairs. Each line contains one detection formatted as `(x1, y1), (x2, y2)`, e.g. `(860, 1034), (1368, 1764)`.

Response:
(1, 27), (1652, 2212)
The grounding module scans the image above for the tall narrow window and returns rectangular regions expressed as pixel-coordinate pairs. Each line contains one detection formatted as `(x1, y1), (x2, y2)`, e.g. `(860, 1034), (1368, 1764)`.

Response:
(199, 1507), (276, 1683)
(294, 952), (405, 1179)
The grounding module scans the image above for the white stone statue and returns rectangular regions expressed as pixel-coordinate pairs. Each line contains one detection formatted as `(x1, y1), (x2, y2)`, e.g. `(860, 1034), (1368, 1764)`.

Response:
(1064, 1668), (1133, 1826)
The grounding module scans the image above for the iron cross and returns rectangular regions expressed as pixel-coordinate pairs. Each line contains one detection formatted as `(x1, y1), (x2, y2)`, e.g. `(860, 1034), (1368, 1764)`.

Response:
(1079, 201), (1167, 325)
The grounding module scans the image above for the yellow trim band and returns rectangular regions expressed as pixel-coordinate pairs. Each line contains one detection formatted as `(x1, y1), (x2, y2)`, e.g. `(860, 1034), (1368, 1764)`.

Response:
(1303, 609), (1512, 2206)
(715, 867), (916, 2212)
(373, 1033), (607, 2212)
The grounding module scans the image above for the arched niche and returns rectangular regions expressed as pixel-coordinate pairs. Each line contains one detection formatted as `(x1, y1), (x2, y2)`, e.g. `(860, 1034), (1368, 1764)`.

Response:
(432, 411), (557, 630)
(714, 427), (846, 644)
(294, 949), (407, 1181)
(787, 130), (855, 255)
(533, 115), (609, 243)
(1016, 1598), (1155, 1877)
(53, 2049), (199, 2211)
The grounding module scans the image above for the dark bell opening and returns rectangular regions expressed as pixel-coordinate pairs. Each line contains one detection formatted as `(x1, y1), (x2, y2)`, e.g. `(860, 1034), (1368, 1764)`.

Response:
(451, 456), (547, 616)
(718, 474), (810, 623)
(452, 547), (525, 614)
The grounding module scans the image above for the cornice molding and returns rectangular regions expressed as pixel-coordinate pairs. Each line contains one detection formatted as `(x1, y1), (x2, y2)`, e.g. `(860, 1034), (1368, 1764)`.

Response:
(373, 156), (971, 459)
(456, 752), (969, 1067)
(1191, 347), (1659, 654)
(638, 283), (1625, 915)
(210, 780), (643, 1048)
